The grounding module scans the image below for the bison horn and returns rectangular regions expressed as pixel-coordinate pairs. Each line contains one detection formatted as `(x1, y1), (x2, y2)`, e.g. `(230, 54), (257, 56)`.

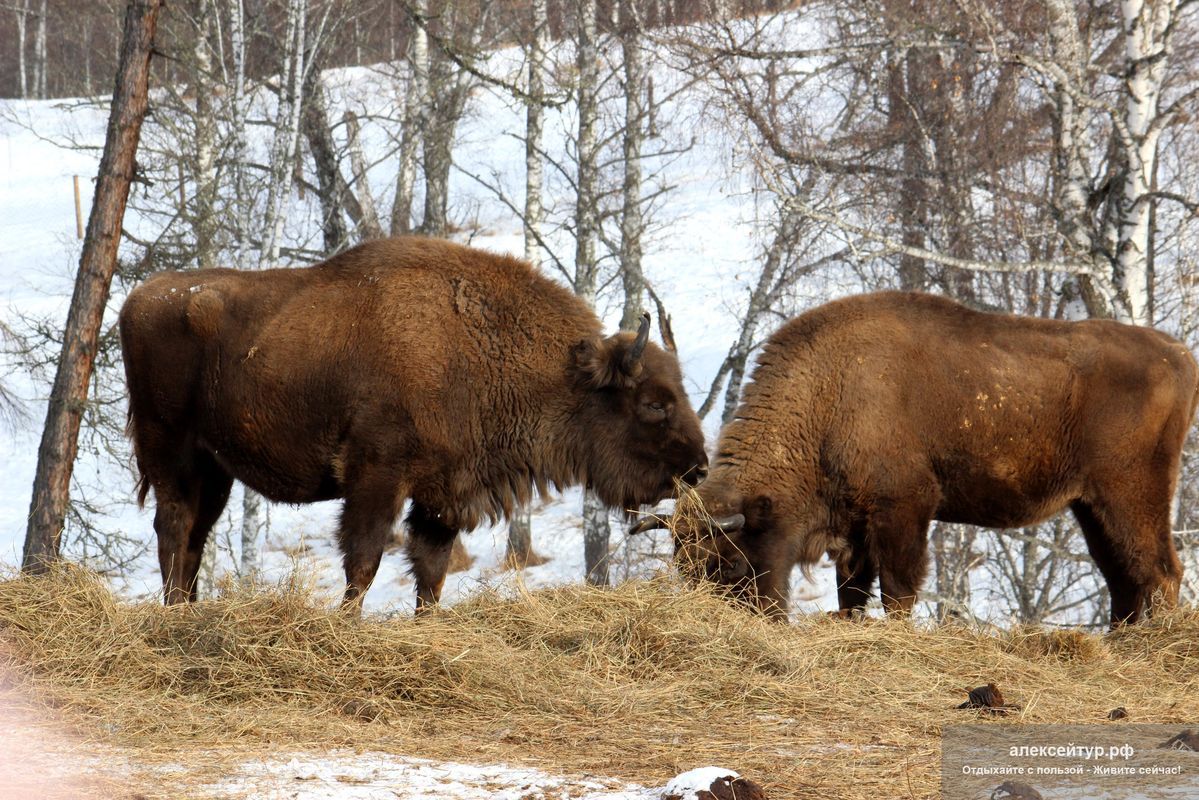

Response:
(710, 513), (745, 533)
(628, 514), (669, 535)
(622, 312), (651, 374)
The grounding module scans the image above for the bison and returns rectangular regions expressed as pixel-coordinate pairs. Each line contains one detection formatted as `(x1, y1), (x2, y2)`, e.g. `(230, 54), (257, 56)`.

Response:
(632, 291), (1198, 625)
(119, 237), (708, 609)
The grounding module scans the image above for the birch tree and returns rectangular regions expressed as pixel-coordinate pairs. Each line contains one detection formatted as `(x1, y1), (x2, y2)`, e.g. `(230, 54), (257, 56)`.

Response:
(575, 0), (610, 586)
(391, 0), (428, 235)
(618, 0), (647, 331)
(506, 0), (551, 569)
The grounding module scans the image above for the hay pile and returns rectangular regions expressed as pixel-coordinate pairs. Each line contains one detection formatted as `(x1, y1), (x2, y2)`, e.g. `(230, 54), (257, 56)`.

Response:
(1, 566), (1197, 800)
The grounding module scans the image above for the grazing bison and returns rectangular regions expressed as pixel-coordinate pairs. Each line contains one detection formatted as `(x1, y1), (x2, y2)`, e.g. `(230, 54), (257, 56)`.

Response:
(632, 291), (1198, 625)
(119, 237), (708, 609)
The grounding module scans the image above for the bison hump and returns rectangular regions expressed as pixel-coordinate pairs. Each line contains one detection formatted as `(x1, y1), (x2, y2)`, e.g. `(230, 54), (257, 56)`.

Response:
(184, 287), (225, 340)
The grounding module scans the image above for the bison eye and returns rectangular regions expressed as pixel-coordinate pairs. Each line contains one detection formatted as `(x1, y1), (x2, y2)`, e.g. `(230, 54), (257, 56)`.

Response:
(639, 400), (668, 423)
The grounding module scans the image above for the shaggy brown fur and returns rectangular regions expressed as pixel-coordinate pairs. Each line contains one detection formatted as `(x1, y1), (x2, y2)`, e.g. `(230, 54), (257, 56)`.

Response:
(639, 292), (1198, 625)
(119, 237), (707, 609)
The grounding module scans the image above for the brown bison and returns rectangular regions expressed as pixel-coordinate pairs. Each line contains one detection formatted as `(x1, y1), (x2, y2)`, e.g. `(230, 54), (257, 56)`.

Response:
(119, 237), (708, 609)
(632, 291), (1198, 625)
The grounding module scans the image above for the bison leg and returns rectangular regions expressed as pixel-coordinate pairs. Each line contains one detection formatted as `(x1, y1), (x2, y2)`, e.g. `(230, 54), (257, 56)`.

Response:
(1071, 496), (1182, 626)
(405, 503), (460, 613)
(149, 448), (232, 604)
(835, 542), (878, 614)
(870, 495), (936, 615)
(337, 474), (405, 612)
(180, 454), (233, 602)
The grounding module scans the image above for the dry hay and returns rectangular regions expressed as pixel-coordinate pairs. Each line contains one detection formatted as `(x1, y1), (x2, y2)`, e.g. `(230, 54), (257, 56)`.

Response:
(0, 565), (1198, 800)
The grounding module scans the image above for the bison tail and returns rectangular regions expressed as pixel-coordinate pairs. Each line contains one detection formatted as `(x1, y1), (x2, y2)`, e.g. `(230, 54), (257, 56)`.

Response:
(125, 407), (151, 509)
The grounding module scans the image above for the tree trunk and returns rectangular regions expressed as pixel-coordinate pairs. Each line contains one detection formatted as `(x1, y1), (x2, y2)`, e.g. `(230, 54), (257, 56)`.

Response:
(576, 0), (609, 585)
(16, 1), (29, 100)
(618, 0), (646, 332)
(192, 2), (218, 269)
(1115, 0), (1174, 327)
(22, 0), (163, 572)
(33, 0), (47, 98)
(259, 0), (307, 265)
(343, 110), (384, 240)
(301, 62), (351, 254)
(505, 0), (551, 570)
(391, 0), (428, 236)
(242, 0), (309, 574)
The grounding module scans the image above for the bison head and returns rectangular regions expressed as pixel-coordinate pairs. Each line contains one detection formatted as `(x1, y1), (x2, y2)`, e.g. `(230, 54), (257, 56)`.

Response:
(629, 478), (785, 617)
(571, 313), (708, 510)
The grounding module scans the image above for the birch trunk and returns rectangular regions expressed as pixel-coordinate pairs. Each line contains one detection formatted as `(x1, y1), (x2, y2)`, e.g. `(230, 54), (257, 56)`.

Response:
(1115, 0), (1175, 326)
(344, 111), (384, 240)
(301, 63), (351, 253)
(259, 0), (307, 265)
(576, 0), (609, 585)
(391, 0), (428, 236)
(506, 0), (550, 569)
(22, 0), (163, 571)
(33, 0), (46, 98)
(1045, 0), (1115, 320)
(192, 3), (218, 269)
(618, 0), (646, 332)
(16, 1), (29, 99)
(242, 0), (309, 576)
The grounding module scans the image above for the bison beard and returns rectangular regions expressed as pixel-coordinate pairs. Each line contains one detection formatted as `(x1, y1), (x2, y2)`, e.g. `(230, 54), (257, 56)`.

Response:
(632, 291), (1198, 626)
(118, 237), (708, 610)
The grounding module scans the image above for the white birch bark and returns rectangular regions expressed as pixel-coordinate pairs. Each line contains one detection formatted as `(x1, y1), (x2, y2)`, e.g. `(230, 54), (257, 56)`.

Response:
(506, 0), (550, 568)
(618, 0), (646, 332)
(1115, 0), (1176, 326)
(16, 0), (29, 99)
(240, 0), (311, 576)
(576, 0), (609, 585)
(260, 0), (307, 266)
(391, 0), (428, 235)
(33, 0), (46, 98)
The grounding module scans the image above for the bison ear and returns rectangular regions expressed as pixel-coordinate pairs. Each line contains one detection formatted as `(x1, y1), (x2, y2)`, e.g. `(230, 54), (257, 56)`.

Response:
(572, 331), (642, 390)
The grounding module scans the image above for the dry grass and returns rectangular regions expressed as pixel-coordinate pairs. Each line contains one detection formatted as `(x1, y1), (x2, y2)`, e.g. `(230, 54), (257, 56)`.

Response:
(0, 565), (1197, 799)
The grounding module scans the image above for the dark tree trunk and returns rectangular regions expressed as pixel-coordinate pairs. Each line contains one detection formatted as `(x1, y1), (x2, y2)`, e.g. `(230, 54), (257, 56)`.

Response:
(23, 0), (163, 572)
(301, 62), (350, 254)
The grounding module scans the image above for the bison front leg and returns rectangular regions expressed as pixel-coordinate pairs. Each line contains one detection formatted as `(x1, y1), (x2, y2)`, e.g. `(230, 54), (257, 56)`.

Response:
(1072, 496), (1182, 626)
(337, 474), (405, 613)
(405, 503), (460, 613)
(870, 490), (936, 616)
(835, 547), (878, 615)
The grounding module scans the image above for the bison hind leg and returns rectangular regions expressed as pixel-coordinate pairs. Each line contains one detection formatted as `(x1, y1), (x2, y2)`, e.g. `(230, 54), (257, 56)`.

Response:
(404, 503), (461, 613)
(151, 449), (233, 604)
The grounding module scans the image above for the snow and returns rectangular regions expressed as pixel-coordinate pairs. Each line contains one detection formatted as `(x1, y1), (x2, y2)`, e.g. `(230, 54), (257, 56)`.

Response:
(661, 766), (740, 797)
(203, 752), (656, 800)
(197, 752), (749, 800)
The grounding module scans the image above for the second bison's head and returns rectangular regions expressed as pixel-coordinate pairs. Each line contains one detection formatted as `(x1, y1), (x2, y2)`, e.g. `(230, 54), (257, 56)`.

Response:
(628, 477), (785, 617)
(570, 313), (708, 510)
